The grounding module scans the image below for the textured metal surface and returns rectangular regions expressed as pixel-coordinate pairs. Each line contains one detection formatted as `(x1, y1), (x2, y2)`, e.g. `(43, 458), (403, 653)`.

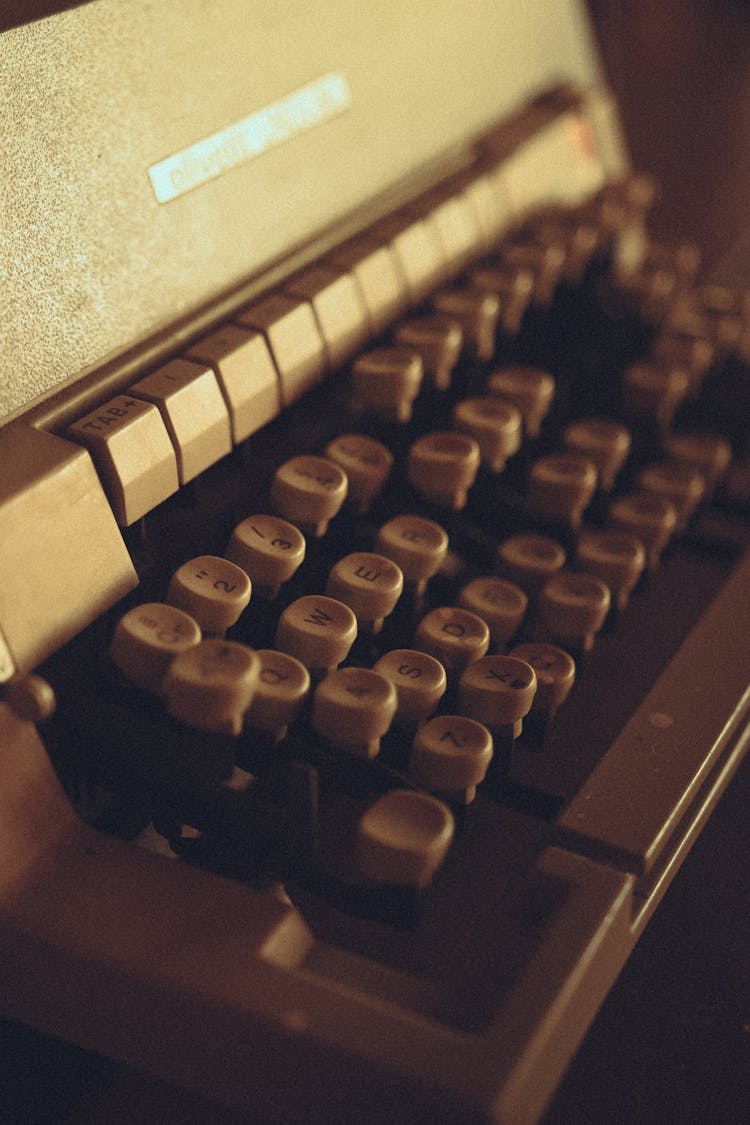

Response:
(0, 0), (601, 420)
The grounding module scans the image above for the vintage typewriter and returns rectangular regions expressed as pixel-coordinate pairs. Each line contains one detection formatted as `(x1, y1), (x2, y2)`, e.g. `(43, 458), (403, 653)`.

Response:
(2, 2), (749, 1123)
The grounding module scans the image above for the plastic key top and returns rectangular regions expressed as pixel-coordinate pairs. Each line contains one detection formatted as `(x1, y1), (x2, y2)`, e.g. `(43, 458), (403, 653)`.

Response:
(324, 434), (394, 514)
(184, 324), (281, 444)
(527, 454), (598, 529)
(325, 552), (403, 634)
(487, 367), (555, 438)
(608, 492), (678, 569)
(637, 461), (706, 531)
(575, 530), (645, 611)
(407, 431), (480, 510)
(395, 314), (463, 391)
(167, 555), (252, 634)
(623, 361), (689, 431)
(457, 576), (527, 649)
(110, 603), (201, 693)
(562, 418), (631, 491)
(432, 288), (501, 361)
(271, 455), (348, 538)
(226, 514), (305, 598)
(452, 397), (522, 472)
(311, 667), (397, 758)
(163, 638), (260, 736)
(662, 431), (732, 494)
(375, 515), (448, 598)
(537, 572), (611, 652)
(510, 641), (576, 723)
(457, 654), (537, 739)
(355, 790), (454, 886)
(496, 533), (566, 594)
(415, 606), (490, 676)
(275, 595), (357, 677)
(129, 359), (232, 484)
(235, 293), (326, 406)
(246, 650), (310, 742)
(372, 649), (447, 727)
(351, 347), (424, 423)
(411, 714), (493, 804)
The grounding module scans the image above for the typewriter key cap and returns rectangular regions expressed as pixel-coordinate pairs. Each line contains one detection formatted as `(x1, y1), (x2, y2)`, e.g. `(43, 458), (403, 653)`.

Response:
(167, 555), (251, 634)
(326, 552), (403, 634)
(415, 606), (490, 675)
(285, 264), (369, 367)
(247, 650), (310, 741)
(407, 431), (480, 510)
(271, 455), (348, 538)
(395, 314), (463, 391)
(562, 418), (631, 491)
(457, 576), (527, 649)
(226, 515), (305, 598)
(637, 461), (706, 530)
(235, 293), (326, 405)
(351, 346), (424, 423)
(537, 572), (611, 652)
(608, 491), (678, 569)
(662, 432), (732, 494)
(184, 324), (280, 444)
(129, 359), (232, 484)
(111, 603), (201, 693)
(311, 667), (397, 758)
(275, 595), (357, 676)
(163, 639), (260, 736)
(373, 649), (447, 726)
(469, 262), (534, 336)
(623, 361), (689, 431)
(487, 366), (555, 438)
(411, 714), (493, 804)
(575, 530), (645, 611)
(375, 515), (448, 598)
(432, 288), (500, 361)
(457, 654), (537, 739)
(452, 396), (522, 472)
(496, 533), (566, 594)
(527, 454), (597, 529)
(355, 790), (454, 886)
(500, 240), (566, 306)
(510, 641), (576, 721)
(324, 434), (394, 514)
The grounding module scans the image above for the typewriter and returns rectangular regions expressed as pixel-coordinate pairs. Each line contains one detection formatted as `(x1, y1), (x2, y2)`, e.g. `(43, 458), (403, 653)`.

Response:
(1, 3), (749, 1123)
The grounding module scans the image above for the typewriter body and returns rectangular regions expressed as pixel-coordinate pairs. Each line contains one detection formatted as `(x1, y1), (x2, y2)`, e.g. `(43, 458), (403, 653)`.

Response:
(1, 3), (749, 1123)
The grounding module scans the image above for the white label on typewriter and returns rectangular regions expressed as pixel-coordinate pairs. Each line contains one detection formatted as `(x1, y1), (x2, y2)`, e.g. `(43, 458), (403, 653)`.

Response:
(148, 73), (352, 203)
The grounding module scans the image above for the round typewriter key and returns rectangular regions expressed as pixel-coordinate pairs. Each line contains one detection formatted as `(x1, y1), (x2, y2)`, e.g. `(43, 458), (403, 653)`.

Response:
(311, 667), (397, 758)
(527, 453), (597, 529)
(271, 454), (348, 538)
(163, 638), (260, 736)
(167, 555), (251, 634)
(500, 240), (566, 306)
(457, 654), (537, 739)
(275, 595), (357, 677)
(226, 514), (305, 598)
(452, 396), (522, 472)
(324, 433), (394, 513)
(411, 714), (493, 804)
(373, 649), (447, 726)
(432, 288), (500, 361)
(469, 262), (534, 337)
(662, 431), (732, 493)
(375, 514), (448, 597)
(496, 533), (566, 593)
(562, 418), (631, 491)
(395, 313), (463, 390)
(623, 361), (689, 430)
(414, 606), (490, 675)
(407, 430), (480, 510)
(510, 641), (576, 720)
(608, 491), (678, 569)
(355, 790), (454, 886)
(637, 460), (706, 530)
(457, 576), (527, 649)
(575, 530), (645, 610)
(487, 366), (554, 437)
(537, 572), (611, 652)
(246, 650), (310, 741)
(325, 551), (403, 634)
(111, 602), (201, 693)
(351, 346), (424, 423)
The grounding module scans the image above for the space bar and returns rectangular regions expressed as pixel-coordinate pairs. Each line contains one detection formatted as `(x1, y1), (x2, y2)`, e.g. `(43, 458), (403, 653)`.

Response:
(555, 550), (750, 877)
